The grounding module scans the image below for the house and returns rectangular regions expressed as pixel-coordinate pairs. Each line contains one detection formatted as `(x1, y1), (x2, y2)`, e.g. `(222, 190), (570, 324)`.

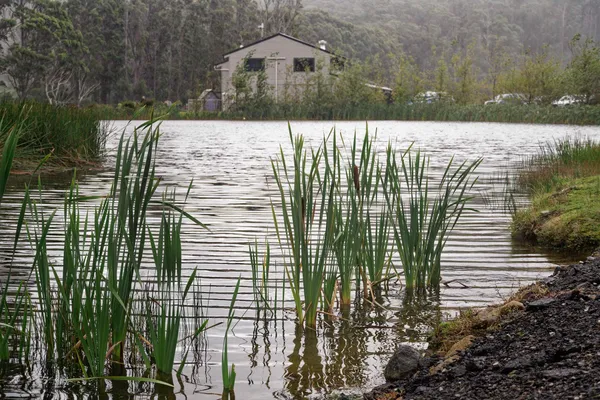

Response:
(215, 33), (342, 110)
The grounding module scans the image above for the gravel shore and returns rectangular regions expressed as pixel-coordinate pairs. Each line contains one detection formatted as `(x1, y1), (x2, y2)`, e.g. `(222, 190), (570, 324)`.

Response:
(365, 254), (600, 400)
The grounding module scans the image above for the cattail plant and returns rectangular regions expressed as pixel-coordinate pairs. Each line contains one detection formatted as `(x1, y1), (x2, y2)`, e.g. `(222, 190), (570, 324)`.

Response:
(384, 144), (481, 290)
(271, 126), (337, 328)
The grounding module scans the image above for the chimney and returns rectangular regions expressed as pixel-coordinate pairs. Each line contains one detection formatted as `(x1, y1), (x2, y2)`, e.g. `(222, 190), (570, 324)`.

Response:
(318, 40), (327, 51)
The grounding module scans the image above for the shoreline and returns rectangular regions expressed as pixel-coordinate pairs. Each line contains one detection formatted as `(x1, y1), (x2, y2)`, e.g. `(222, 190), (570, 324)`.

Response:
(365, 249), (600, 399)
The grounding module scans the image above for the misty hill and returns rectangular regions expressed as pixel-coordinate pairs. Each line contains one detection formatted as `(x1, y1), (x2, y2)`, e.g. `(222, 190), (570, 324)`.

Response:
(300, 0), (600, 71)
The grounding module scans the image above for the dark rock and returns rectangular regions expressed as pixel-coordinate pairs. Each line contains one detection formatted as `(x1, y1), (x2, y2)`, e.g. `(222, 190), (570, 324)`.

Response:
(541, 368), (580, 379)
(466, 357), (486, 372)
(384, 345), (422, 382)
(503, 356), (534, 372)
(452, 364), (467, 377)
(527, 298), (556, 311)
(415, 386), (431, 394)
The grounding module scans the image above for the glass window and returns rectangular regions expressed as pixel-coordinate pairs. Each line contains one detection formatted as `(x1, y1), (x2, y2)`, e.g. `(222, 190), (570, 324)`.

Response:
(293, 58), (316, 72)
(245, 58), (265, 72)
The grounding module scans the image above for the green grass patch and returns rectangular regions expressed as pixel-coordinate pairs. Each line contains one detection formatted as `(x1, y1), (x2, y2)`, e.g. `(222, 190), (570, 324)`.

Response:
(512, 175), (600, 252)
(513, 138), (600, 252)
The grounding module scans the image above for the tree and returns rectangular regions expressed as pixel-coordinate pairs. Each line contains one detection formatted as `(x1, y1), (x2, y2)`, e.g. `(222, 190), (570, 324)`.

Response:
(259, 0), (303, 35)
(450, 44), (478, 104)
(392, 53), (426, 103)
(499, 48), (564, 104)
(567, 35), (600, 103)
(1, 0), (85, 102)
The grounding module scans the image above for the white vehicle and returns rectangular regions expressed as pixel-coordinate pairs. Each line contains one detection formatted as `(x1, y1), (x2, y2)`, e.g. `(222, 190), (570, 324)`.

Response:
(410, 91), (454, 104)
(484, 93), (527, 105)
(552, 95), (585, 107)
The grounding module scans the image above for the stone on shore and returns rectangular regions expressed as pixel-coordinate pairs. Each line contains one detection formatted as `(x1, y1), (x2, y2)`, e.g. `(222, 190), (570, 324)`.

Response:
(384, 345), (422, 382)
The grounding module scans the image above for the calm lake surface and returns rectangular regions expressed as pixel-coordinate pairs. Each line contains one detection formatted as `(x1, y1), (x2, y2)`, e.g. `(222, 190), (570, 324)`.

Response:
(1, 120), (599, 399)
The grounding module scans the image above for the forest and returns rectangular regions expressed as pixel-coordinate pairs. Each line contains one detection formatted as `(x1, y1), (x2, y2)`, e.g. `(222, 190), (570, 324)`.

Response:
(0, 0), (599, 105)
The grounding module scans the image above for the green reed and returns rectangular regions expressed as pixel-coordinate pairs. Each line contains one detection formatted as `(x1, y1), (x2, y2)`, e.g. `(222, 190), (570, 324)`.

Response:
(222, 277), (241, 400)
(517, 137), (600, 194)
(148, 186), (203, 375)
(384, 145), (481, 290)
(0, 122), (32, 362)
(330, 131), (361, 307)
(171, 101), (600, 126)
(271, 126), (337, 328)
(331, 185), (359, 307)
(249, 239), (272, 312)
(0, 102), (107, 161)
(362, 210), (393, 288)
(12, 117), (207, 386)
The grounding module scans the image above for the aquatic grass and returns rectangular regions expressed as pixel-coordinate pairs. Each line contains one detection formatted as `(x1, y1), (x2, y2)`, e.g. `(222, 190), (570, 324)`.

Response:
(222, 277), (241, 400)
(517, 137), (600, 194)
(349, 129), (387, 298)
(249, 239), (272, 313)
(331, 189), (359, 307)
(147, 186), (203, 375)
(384, 145), (481, 290)
(0, 123), (34, 362)
(362, 210), (393, 288)
(0, 101), (107, 162)
(512, 137), (600, 251)
(16, 115), (208, 385)
(151, 101), (600, 126)
(271, 126), (337, 328)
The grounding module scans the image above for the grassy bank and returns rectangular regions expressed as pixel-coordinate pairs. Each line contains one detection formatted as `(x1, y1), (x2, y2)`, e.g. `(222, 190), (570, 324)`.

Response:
(96, 102), (600, 125)
(512, 138), (600, 252)
(0, 102), (107, 169)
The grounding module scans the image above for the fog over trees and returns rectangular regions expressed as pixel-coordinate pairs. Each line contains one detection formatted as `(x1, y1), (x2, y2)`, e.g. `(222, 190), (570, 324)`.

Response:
(0, 0), (598, 104)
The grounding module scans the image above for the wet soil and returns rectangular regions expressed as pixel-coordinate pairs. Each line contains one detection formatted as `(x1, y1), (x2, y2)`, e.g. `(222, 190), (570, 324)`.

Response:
(366, 254), (600, 400)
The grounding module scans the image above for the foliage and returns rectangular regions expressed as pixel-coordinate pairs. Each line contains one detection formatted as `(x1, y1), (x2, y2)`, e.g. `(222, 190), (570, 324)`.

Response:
(222, 277), (241, 400)
(270, 127), (337, 328)
(270, 125), (479, 326)
(1, 0), (86, 103)
(0, 117), (205, 386)
(0, 125), (31, 362)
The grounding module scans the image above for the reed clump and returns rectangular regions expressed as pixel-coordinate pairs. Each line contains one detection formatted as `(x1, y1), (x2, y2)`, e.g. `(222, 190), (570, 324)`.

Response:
(268, 125), (480, 328)
(0, 116), (221, 389)
(0, 102), (107, 165)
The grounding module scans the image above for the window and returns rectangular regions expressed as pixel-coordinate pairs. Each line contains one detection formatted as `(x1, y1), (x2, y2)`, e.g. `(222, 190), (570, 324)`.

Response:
(294, 58), (315, 72)
(245, 58), (265, 72)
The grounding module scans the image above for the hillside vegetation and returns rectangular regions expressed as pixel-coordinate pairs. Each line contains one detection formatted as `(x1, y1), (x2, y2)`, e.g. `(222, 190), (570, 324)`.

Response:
(0, 0), (598, 105)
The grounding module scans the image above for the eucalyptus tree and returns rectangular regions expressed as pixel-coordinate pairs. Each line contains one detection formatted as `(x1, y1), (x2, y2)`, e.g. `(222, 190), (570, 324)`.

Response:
(1, 0), (85, 102)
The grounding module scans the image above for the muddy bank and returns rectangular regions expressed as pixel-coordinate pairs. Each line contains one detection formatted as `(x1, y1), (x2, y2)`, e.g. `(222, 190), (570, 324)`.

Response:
(366, 253), (600, 400)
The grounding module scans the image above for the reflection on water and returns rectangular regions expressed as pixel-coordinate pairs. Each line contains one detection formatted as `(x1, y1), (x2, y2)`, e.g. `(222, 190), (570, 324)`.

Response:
(1, 120), (600, 399)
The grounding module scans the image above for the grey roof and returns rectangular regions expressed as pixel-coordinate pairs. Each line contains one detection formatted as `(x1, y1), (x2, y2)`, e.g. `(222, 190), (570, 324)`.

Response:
(222, 33), (337, 57)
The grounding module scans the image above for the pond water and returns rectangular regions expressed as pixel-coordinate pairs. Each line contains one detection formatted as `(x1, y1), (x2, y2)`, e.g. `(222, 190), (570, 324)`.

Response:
(1, 120), (599, 399)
